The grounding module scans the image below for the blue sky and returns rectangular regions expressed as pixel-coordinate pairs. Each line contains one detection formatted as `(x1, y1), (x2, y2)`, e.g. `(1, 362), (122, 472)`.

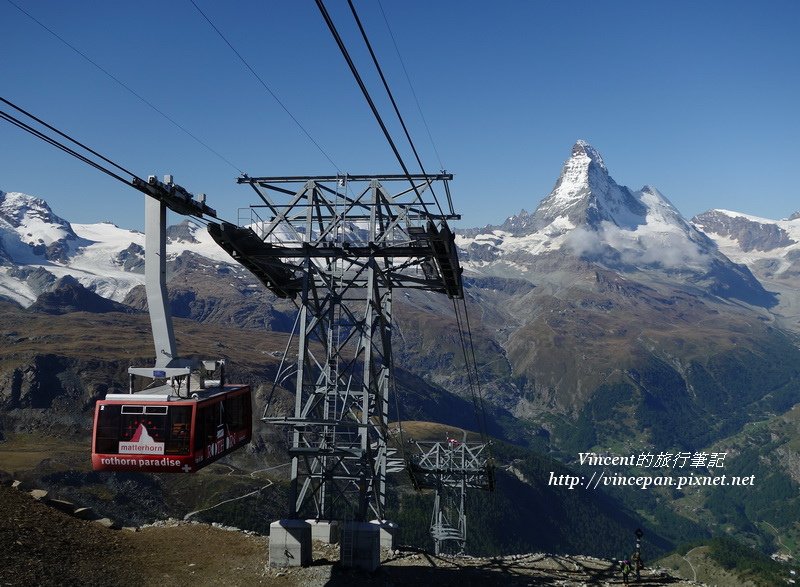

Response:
(1, 0), (798, 230)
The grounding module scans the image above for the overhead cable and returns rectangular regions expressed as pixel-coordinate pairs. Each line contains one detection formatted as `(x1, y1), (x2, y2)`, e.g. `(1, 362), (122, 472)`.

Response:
(187, 0), (341, 174)
(1, 97), (140, 181)
(0, 112), (134, 188)
(345, 0), (444, 216)
(5, 0), (245, 175)
(376, 0), (445, 172)
(461, 297), (491, 444)
(451, 296), (490, 444)
(1, 96), (229, 223)
(314, 0), (431, 216)
(0, 100), (139, 189)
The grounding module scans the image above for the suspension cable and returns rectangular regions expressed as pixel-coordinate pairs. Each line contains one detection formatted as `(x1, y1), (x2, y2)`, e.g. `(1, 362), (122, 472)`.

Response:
(314, 0), (431, 216)
(345, 0), (444, 217)
(5, 0), (245, 175)
(451, 295), (489, 445)
(376, 0), (445, 172)
(1, 96), (234, 224)
(1, 97), (141, 181)
(0, 107), (138, 189)
(187, 0), (341, 174)
(460, 297), (491, 446)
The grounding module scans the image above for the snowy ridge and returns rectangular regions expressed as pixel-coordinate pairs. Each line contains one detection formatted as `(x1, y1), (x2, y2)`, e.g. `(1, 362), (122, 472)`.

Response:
(710, 209), (776, 223)
(0, 190), (243, 307)
(0, 191), (76, 246)
(692, 208), (800, 276)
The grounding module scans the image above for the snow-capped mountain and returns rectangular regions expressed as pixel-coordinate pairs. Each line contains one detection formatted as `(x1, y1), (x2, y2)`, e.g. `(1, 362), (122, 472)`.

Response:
(458, 141), (771, 306)
(691, 209), (800, 324)
(692, 209), (800, 275)
(0, 189), (236, 307)
(0, 190), (82, 263)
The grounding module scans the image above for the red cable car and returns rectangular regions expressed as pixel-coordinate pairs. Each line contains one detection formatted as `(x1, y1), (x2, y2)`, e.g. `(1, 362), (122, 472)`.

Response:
(91, 190), (255, 473)
(92, 383), (252, 473)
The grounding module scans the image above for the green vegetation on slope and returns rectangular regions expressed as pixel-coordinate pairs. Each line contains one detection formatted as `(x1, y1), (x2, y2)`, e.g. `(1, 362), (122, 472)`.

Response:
(706, 536), (790, 586)
(389, 438), (677, 559)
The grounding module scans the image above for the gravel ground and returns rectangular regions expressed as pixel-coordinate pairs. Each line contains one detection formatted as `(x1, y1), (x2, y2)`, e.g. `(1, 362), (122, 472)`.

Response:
(1, 484), (703, 586)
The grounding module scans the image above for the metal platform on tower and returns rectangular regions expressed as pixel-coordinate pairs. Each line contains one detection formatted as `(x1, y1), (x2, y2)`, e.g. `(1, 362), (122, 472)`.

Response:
(208, 174), (463, 300)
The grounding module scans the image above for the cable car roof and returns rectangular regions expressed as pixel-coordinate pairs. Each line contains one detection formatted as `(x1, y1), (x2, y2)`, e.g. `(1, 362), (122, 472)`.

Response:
(104, 383), (247, 403)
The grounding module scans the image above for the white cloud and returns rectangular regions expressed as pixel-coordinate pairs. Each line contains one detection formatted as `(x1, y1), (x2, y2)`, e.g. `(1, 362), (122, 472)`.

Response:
(565, 223), (707, 270)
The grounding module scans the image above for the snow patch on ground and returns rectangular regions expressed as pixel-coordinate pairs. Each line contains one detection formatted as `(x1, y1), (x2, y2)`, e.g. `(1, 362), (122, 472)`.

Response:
(0, 268), (37, 306)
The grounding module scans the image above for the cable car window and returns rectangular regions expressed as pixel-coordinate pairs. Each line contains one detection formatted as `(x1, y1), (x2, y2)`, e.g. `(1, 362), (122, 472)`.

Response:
(95, 404), (121, 454)
(165, 406), (191, 455)
(225, 395), (244, 431)
(121, 405), (144, 414)
(120, 406), (167, 446)
(196, 404), (220, 450)
(195, 406), (204, 451)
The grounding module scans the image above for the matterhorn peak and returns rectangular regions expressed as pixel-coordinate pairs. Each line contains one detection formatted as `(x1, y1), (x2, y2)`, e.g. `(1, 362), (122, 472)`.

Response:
(528, 141), (643, 233)
(571, 139), (607, 172)
(457, 141), (774, 307)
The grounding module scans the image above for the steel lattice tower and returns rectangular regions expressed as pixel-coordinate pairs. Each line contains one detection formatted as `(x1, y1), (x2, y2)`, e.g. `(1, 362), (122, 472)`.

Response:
(407, 435), (494, 554)
(209, 173), (462, 522)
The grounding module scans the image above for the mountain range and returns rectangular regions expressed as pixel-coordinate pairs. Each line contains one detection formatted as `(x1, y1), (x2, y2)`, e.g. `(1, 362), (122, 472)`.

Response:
(4, 143), (800, 436)
(2, 141), (797, 318)
(4, 141), (800, 562)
